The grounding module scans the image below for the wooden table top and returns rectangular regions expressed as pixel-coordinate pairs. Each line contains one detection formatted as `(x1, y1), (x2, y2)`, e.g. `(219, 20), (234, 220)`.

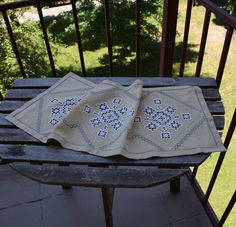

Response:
(0, 76), (225, 167)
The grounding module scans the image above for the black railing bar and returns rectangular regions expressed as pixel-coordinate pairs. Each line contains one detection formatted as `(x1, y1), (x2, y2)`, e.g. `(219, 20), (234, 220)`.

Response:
(104, 0), (113, 77)
(71, 0), (86, 77)
(0, 0), (60, 11)
(0, 92), (3, 101)
(187, 171), (219, 226)
(203, 108), (236, 204)
(218, 190), (236, 227)
(197, 0), (236, 29)
(216, 27), (234, 89)
(191, 165), (198, 182)
(2, 10), (26, 78)
(37, 4), (56, 77)
(179, 0), (193, 77)
(136, 0), (141, 77)
(195, 9), (211, 77)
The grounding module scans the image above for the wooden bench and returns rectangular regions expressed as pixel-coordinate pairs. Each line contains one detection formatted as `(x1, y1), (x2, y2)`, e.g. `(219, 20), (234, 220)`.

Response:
(0, 76), (225, 227)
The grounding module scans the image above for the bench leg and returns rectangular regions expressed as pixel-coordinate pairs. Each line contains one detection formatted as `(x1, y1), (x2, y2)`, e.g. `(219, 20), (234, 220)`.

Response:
(59, 164), (72, 190)
(170, 177), (180, 193)
(62, 185), (72, 190)
(101, 187), (114, 227)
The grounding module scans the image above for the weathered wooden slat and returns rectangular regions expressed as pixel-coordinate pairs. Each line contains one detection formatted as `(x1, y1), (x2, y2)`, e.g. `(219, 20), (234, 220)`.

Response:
(0, 101), (25, 113)
(207, 101), (225, 115)
(5, 88), (221, 101)
(11, 164), (188, 188)
(5, 89), (46, 100)
(213, 115), (224, 130)
(0, 114), (14, 128)
(0, 100), (224, 115)
(11, 77), (217, 88)
(201, 88), (221, 101)
(0, 144), (209, 166)
(0, 128), (40, 144)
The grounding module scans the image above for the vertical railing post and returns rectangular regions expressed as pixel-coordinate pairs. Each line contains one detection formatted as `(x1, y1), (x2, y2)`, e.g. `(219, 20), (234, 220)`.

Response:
(179, 0), (193, 77)
(2, 10), (26, 78)
(104, 0), (113, 77)
(159, 0), (179, 77)
(135, 0), (141, 77)
(195, 9), (211, 77)
(216, 26), (233, 88)
(71, 0), (86, 77)
(37, 4), (56, 77)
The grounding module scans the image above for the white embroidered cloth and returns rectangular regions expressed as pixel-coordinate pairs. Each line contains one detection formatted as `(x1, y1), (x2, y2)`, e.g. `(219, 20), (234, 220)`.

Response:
(6, 72), (225, 159)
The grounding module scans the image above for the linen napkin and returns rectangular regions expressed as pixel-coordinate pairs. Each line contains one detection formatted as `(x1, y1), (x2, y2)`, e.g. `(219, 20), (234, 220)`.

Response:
(6, 72), (225, 159)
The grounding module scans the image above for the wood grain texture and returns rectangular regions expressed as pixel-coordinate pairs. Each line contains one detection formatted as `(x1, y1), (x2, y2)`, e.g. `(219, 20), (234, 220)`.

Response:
(10, 163), (188, 188)
(0, 144), (209, 166)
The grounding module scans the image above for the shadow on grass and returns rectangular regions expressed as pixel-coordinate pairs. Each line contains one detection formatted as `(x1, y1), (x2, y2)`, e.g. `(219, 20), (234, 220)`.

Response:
(55, 41), (199, 77)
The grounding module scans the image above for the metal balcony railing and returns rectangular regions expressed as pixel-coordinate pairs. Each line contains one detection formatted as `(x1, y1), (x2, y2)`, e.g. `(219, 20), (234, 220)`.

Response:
(0, 0), (235, 226)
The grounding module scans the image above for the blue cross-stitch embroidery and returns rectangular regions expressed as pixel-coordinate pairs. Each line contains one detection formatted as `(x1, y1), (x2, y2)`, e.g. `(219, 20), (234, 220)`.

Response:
(49, 119), (59, 126)
(182, 113), (191, 120)
(135, 99), (192, 140)
(161, 132), (171, 139)
(98, 130), (107, 138)
(49, 96), (82, 126)
(85, 98), (134, 138)
(84, 105), (92, 114)
(154, 99), (161, 105)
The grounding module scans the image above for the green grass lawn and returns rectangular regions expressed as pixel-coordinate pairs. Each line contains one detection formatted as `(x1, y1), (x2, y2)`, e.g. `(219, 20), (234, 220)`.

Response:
(53, 1), (236, 225)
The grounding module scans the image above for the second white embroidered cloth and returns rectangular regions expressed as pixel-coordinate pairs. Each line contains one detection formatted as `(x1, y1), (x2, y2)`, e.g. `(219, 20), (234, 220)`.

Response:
(6, 72), (225, 159)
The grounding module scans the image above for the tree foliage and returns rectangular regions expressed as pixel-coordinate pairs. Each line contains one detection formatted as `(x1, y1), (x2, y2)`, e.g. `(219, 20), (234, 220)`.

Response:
(47, 0), (163, 69)
(0, 6), (54, 93)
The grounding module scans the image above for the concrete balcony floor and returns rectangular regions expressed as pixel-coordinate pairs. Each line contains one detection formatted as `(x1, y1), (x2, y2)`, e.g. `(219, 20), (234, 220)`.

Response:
(0, 165), (213, 227)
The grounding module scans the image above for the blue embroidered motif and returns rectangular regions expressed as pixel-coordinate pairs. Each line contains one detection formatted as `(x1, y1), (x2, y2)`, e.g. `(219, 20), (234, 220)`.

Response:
(49, 96), (82, 126)
(147, 122), (157, 131)
(98, 103), (108, 111)
(84, 105), (92, 114)
(85, 99), (134, 139)
(170, 121), (181, 130)
(113, 98), (121, 104)
(143, 106), (155, 115)
(135, 99), (192, 140)
(182, 113), (191, 120)
(49, 119), (59, 126)
(98, 130), (107, 138)
(161, 132), (171, 139)
(154, 99), (161, 105)
(51, 107), (61, 115)
(90, 117), (102, 127)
